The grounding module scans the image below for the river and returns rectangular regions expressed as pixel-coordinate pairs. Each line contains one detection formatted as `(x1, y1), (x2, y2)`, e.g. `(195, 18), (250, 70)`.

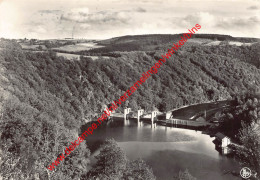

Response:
(82, 117), (241, 180)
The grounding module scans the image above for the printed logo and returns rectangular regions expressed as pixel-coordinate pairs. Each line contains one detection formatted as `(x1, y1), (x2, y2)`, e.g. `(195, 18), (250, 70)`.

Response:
(240, 167), (251, 179)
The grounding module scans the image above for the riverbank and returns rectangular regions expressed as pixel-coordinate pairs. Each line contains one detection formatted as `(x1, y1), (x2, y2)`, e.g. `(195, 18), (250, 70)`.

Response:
(82, 120), (240, 180)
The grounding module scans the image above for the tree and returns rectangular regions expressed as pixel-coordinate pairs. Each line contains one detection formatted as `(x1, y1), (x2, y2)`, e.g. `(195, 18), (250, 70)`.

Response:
(173, 169), (197, 180)
(124, 159), (156, 180)
(206, 89), (218, 101)
(86, 139), (156, 180)
(86, 139), (127, 179)
(234, 122), (260, 177)
(38, 45), (43, 51)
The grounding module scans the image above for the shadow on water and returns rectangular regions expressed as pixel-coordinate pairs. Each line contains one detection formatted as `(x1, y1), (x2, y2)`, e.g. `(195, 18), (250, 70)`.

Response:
(143, 149), (240, 180)
(81, 118), (241, 180)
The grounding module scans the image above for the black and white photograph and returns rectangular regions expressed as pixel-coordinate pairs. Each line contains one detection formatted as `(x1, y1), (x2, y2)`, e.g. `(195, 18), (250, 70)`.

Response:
(0, 0), (260, 179)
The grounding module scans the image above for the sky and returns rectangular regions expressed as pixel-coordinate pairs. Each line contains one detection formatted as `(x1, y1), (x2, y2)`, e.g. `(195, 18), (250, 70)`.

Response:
(0, 0), (259, 39)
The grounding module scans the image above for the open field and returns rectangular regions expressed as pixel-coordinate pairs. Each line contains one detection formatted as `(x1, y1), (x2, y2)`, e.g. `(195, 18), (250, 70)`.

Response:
(20, 43), (47, 50)
(228, 41), (256, 46)
(203, 40), (256, 46)
(52, 42), (104, 52)
(56, 52), (110, 60)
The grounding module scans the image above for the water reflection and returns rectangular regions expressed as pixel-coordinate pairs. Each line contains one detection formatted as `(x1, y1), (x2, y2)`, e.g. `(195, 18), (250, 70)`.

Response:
(82, 120), (240, 180)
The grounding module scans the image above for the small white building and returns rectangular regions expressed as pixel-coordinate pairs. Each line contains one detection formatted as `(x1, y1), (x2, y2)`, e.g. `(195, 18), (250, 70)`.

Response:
(215, 132), (231, 148)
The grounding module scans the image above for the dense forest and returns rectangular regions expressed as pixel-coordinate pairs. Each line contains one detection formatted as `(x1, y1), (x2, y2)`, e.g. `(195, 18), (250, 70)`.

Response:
(0, 35), (260, 179)
(211, 92), (260, 177)
(85, 139), (155, 180)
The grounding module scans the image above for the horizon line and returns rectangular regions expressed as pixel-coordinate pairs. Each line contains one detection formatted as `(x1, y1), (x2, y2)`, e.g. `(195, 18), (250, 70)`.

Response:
(1, 33), (260, 41)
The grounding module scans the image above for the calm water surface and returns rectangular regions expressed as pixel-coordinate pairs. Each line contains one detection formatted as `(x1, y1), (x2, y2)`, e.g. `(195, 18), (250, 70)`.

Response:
(82, 120), (241, 180)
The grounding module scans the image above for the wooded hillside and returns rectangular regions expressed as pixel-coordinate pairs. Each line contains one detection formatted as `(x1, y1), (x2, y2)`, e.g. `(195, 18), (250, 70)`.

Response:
(0, 36), (259, 179)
